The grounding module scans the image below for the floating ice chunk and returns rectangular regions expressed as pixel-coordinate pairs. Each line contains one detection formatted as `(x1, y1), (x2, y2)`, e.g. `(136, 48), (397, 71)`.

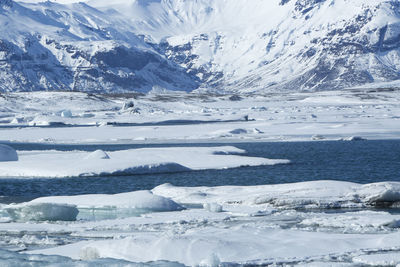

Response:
(60, 110), (72, 118)
(356, 182), (400, 204)
(203, 203), (223, 213)
(97, 121), (108, 127)
(3, 191), (184, 221)
(28, 119), (50, 126)
(29, 190), (184, 214)
(84, 150), (110, 160)
(0, 144), (18, 162)
(199, 253), (220, 267)
(5, 203), (78, 222)
(79, 247), (100, 260)
(341, 136), (366, 141)
(311, 134), (325, 140)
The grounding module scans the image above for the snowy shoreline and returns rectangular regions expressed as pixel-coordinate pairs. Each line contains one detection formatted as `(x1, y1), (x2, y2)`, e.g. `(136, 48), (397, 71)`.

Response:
(2, 180), (400, 265)
(1, 90), (400, 144)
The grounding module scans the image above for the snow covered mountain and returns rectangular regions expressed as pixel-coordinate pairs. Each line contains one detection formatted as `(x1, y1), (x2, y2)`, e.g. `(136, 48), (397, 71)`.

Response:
(0, 0), (399, 93)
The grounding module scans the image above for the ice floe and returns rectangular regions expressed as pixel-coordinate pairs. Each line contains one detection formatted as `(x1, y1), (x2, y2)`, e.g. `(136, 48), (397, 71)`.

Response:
(2, 180), (400, 265)
(5, 203), (79, 222)
(0, 146), (289, 178)
(4, 191), (183, 221)
(152, 180), (400, 209)
(60, 110), (73, 118)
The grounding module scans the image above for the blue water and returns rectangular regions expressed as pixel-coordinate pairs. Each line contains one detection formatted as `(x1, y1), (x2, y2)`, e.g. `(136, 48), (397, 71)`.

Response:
(1, 140), (400, 203)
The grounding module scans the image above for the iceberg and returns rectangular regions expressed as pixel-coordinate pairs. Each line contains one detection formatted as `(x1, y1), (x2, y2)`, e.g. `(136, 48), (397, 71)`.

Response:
(29, 190), (184, 212)
(5, 203), (78, 222)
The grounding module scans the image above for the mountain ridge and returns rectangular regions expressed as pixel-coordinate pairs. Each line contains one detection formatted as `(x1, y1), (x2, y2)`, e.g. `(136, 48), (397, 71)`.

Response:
(0, 0), (399, 93)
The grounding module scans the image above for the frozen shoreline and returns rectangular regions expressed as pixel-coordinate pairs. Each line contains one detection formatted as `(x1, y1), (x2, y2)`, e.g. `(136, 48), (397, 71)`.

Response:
(2, 180), (400, 265)
(1, 90), (399, 144)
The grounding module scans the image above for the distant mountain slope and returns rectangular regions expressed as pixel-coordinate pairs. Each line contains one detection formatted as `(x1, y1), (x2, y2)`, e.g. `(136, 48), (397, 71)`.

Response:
(0, 0), (200, 93)
(1, 0), (399, 93)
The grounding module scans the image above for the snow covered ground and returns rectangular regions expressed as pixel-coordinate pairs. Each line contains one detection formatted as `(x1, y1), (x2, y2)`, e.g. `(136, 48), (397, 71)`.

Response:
(0, 89), (400, 144)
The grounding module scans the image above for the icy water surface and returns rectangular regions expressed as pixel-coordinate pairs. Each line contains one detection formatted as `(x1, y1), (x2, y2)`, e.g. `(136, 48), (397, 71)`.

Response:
(1, 140), (400, 266)
(1, 140), (399, 202)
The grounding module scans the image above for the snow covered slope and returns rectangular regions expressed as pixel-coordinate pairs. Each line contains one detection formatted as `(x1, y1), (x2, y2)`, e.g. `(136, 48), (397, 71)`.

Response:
(1, 0), (400, 93)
